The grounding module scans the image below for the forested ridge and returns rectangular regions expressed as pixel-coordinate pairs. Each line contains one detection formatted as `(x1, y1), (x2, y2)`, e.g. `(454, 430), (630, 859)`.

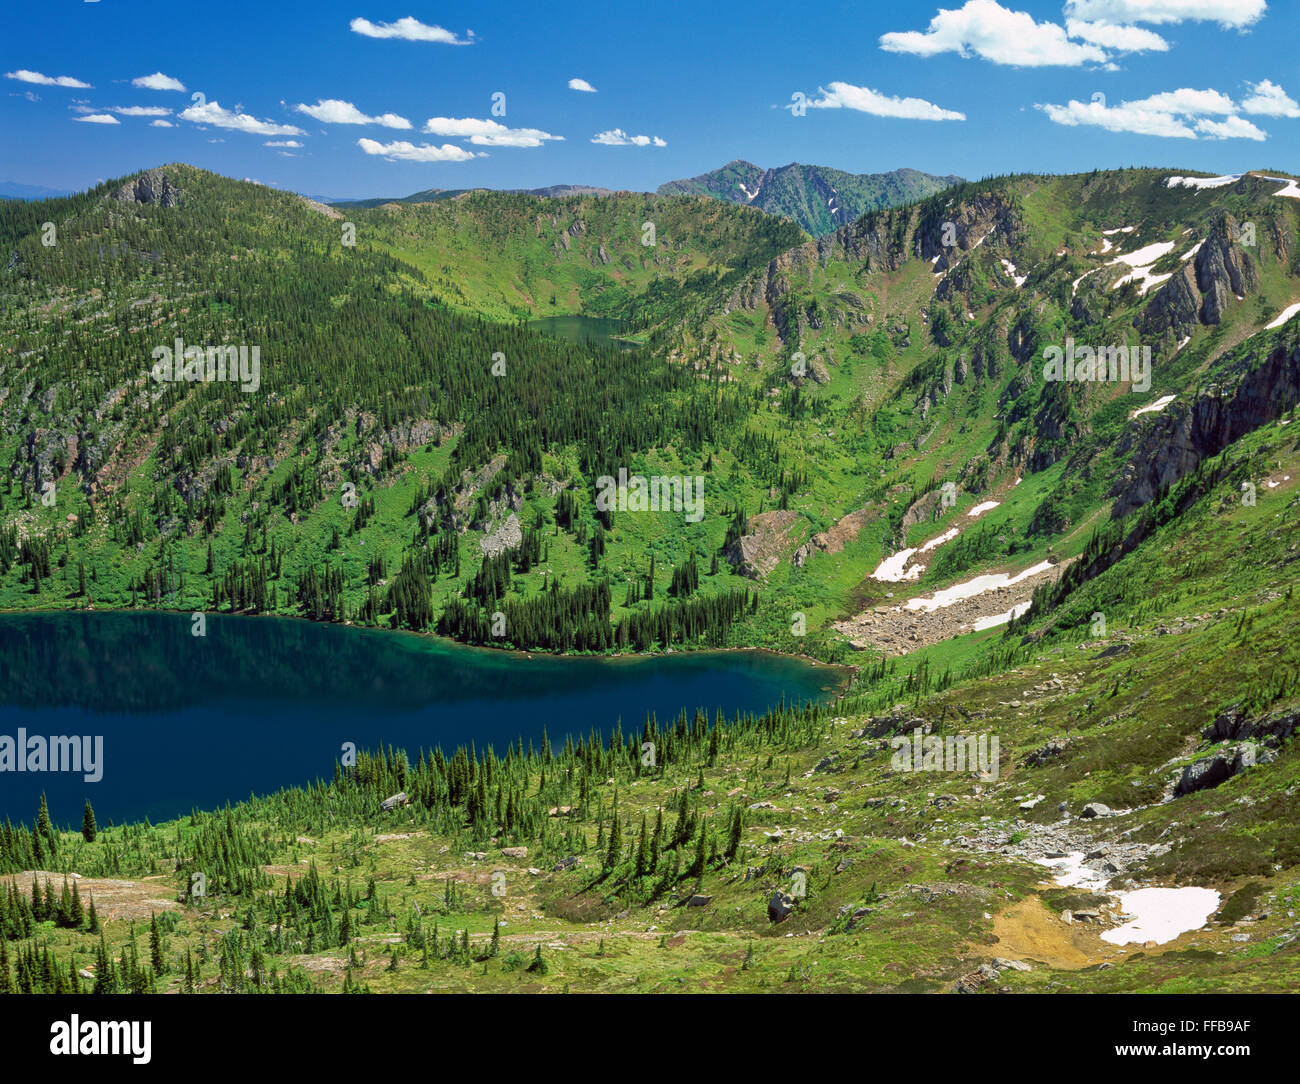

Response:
(0, 164), (821, 656)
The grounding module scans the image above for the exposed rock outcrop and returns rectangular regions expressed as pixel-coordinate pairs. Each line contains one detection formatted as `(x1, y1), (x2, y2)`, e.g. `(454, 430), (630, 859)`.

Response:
(723, 509), (802, 579)
(1141, 215), (1258, 338)
(1110, 343), (1300, 518)
(110, 168), (179, 208)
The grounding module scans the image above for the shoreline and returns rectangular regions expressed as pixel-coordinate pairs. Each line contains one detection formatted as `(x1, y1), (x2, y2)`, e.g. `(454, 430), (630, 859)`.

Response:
(0, 602), (858, 697)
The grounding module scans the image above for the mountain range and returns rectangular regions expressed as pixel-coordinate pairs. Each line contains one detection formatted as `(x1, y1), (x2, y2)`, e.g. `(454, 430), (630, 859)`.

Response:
(322, 161), (961, 237)
(656, 160), (963, 235)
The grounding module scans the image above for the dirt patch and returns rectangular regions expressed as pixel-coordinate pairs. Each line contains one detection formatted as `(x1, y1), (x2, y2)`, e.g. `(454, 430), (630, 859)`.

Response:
(13, 870), (180, 922)
(991, 896), (1113, 970)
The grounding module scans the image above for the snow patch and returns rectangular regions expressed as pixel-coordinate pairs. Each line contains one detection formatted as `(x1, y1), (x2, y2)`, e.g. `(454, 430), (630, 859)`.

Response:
(1263, 175), (1300, 199)
(967, 500), (1000, 518)
(971, 601), (1031, 632)
(1000, 258), (1027, 288)
(1110, 240), (1176, 296)
(1165, 174), (1240, 190)
(919, 528), (960, 553)
(1101, 887), (1220, 946)
(1265, 301), (1300, 329)
(1132, 394), (1176, 418)
(903, 560), (1055, 613)
(1035, 852), (1111, 892)
(872, 528), (959, 583)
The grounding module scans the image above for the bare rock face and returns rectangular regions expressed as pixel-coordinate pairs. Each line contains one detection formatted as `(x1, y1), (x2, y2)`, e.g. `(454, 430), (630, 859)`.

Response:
(1141, 215), (1258, 337)
(479, 510), (523, 557)
(110, 168), (179, 208)
(1142, 263), (1200, 339)
(1109, 343), (1300, 518)
(1195, 219), (1257, 324)
(1204, 705), (1299, 745)
(723, 509), (801, 579)
(900, 487), (946, 530)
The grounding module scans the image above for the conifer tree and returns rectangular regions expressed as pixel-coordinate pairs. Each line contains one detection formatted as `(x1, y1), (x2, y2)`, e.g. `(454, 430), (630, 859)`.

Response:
(0, 938), (12, 995)
(526, 943), (547, 974)
(81, 800), (97, 842)
(149, 912), (166, 976)
(35, 793), (56, 855)
(634, 814), (649, 878)
(604, 793), (621, 869)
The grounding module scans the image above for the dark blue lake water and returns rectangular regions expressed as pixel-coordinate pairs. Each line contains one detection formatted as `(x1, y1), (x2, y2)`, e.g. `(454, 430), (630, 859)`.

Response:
(0, 612), (841, 827)
(527, 314), (638, 349)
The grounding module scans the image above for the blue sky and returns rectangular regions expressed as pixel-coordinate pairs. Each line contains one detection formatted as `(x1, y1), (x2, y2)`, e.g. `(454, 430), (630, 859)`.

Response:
(2, 0), (1297, 198)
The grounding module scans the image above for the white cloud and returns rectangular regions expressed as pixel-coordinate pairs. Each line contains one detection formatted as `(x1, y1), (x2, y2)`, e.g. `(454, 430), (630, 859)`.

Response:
(1065, 18), (1169, 50)
(590, 128), (666, 146)
(349, 17), (472, 44)
(265, 139), (303, 147)
(423, 116), (562, 147)
(5, 69), (92, 88)
(880, 1), (1106, 66)
(1139, 87), (1238, 114)
(357, 137), (482, 162)
(802, 80), (966, 121)
(151, 119), (174, 128)
(132, 72), (186, 91)
(75, 114), (119, 125)
(568, 78), (597, 93)
(1037, 86), (1270, 139)
(1195, 115), (1267, 139)
(109, 105), (172, 117)
(294, 98), (411, 128)
(1240, 79), (1300, 118)
(1063, 0), (1266, 28)
(178, 100), (305, 137)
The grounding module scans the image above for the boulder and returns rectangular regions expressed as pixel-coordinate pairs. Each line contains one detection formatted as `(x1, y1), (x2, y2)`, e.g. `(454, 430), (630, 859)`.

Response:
(1026, 738), (1073, 766)
(379, 791), (409, 812)
(1175, 743), (1258, 796)
(768, 891), (796, 923)
(1079, 802), (1111, 819)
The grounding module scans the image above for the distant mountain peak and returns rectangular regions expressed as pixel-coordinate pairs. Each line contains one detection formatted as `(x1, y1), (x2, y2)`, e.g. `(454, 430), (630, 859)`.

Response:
(656, 161), (962, 236)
